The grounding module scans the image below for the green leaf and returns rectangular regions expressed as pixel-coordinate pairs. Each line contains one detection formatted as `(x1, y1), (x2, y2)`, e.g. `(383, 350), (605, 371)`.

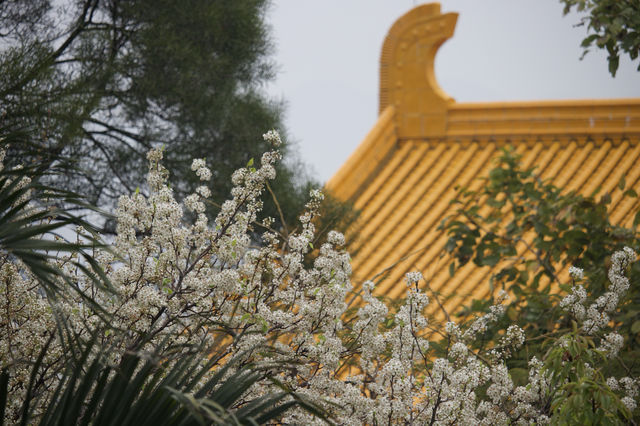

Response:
(581, 33), (599, 47)
(608, 54), (620, 77)
(483, 253), (500, 267)
(260, 317), (269, 333)
(618, 175), (626, 190)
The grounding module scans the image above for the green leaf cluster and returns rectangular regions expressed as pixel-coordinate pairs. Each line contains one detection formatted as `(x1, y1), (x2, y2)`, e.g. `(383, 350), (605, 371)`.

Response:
(545, 333), (633, 424)
(560, 0), (640, 76)
(440, 146), (640, 418)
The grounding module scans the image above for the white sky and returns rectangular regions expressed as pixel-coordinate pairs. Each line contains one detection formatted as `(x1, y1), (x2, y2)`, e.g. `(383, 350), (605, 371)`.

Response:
(265, 1), (640, 183)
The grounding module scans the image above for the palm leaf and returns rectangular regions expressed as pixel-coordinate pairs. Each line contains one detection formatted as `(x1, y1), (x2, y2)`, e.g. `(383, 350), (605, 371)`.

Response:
(0, 126), (115, 314)
(4, 335), (331, 425)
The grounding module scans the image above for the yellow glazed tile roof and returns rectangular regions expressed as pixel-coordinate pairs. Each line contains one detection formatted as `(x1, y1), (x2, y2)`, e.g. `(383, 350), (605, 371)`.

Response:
(326, 3), (640, 319)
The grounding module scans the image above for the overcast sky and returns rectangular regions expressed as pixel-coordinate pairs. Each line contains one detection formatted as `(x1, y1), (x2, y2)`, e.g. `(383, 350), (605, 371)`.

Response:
(265, 1), (640, 183)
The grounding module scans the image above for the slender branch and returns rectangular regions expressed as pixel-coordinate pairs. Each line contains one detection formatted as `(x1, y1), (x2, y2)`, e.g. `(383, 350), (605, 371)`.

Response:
(265, 180), (289, 241)
(1, 0), (100, 97)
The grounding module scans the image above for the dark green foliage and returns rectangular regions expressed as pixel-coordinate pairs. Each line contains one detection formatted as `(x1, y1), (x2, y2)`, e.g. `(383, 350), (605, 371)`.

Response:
(0, 0), (313, 232)
(440, 146), (640, 379)
(560, 0), (640, 76)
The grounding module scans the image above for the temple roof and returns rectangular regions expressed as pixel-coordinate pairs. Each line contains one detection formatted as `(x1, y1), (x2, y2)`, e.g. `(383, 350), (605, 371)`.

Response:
(326, 3), (640, 318)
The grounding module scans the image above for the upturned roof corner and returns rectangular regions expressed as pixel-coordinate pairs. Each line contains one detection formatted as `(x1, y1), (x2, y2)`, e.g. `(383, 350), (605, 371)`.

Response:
(380, 3), (458, 138)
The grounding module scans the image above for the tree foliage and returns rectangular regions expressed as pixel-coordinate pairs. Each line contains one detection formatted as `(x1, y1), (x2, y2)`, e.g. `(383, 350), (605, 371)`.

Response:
(560, 0), (640, 76)
(0, 0), (313, 231)
(441, 147), (640, 401)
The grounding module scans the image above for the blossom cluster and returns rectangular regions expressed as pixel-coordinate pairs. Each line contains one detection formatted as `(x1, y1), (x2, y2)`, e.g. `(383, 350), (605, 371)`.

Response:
(561, 247), (636, 335)
(1, 136), (638, 424)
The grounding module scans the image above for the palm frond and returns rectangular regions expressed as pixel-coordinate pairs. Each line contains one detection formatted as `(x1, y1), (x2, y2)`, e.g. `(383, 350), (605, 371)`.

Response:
(1, 335), (331, 425)
(0, 126), (114, 310)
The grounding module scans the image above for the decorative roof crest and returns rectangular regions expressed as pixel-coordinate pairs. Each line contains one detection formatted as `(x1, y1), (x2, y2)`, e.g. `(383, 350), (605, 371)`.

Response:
(380, 3), (458, 137)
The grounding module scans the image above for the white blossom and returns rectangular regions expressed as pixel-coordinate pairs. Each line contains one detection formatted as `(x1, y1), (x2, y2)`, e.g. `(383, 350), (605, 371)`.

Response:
(2, 143), (638, 425)
(569, 265), (584, 280)
(599, 332), (624, 358)
(262, 129), (282, 146)
(404, 271), (423, 286)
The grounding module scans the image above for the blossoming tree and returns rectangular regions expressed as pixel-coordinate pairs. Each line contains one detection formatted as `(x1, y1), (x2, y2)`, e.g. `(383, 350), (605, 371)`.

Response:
(1, 132), (638, 424)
